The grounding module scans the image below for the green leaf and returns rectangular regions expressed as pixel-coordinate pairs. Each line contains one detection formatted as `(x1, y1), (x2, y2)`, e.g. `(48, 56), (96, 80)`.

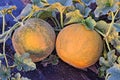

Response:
(99, 57), (110, 67)
(117, 56), (120, 64)
(95, 20), (109, 34)
(95, 20), (118, 41)
(84, 16), (96, 30)
(111, 39), (120, 53)
(99, 50), (117, 67)
(11, 73), (31, 80)
(94, 0), (119, 17)
(106, 64), (120, 80)
(99, 50), (118, 78)
(114, 23), (120, 32)
(98, 66), (108, 77)
(64, 10), (83, 25)
(47, 0), (73, 6)
(107, 50), (117, 66)
(0, 60), (1, 67)
(14, 53), (36, 71)
(0, 63), (11, 80)
(36, 10), (53, 19)
(74, 3), (91, 17)
(108, 11), (120, 20)
(81, 0), (96, 6)
(0, 53), (4, 59)
(31, 0), (49, 7)
(41, 55), (59, 67)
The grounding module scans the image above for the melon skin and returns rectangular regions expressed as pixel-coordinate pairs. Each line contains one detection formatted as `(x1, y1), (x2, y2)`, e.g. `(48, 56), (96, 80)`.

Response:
(56, 23), (103, 69)
(12, 18), (56, 62)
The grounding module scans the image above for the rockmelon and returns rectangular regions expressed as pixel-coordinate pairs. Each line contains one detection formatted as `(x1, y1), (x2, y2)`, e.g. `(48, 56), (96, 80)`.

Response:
(56, 23), (103, 69)
(12, 18), (56, 62)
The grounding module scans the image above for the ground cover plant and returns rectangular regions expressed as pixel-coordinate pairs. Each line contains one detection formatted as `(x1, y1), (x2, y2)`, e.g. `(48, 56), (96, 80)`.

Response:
(0, 0), (120, 80)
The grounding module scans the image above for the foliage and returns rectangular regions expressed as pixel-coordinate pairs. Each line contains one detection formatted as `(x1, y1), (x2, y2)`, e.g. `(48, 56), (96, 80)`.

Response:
(94, 0), (119, 17)
(0, 61), (11, 80)
(74, 3), (91, 17)
(14, 53), (36, 71)
(106, 64), (120, 80)
(84, 16), (96, 30)
(64, 10), (83, 25)
(41, 54), (59, 67)
(82, 0), (96, 6)
(11, 73), (31, 80)
(0, 0), (120, 80)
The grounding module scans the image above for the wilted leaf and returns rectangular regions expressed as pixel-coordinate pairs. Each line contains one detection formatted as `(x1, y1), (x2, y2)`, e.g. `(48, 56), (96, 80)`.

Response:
(74, 3), (91, 17)
(107, 28), (119, 42)
(47, 2), (66, 13)
(64, 10), (83, 25)
(106, 64), (120, 80)
(94, 0), (119, 17)
(84, 16), (96, 30)
(41, 55), (59, 67)
(0, 64), (11, 80)
(82, 0), (96, 6)
(11, 73), (31, 80)
(14, 53), (36, 71)
(0, 5), (16, 15)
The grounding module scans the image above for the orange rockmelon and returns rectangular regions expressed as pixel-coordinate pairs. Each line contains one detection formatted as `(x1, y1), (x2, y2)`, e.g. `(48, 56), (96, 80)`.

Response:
(56, 23), (103, 69)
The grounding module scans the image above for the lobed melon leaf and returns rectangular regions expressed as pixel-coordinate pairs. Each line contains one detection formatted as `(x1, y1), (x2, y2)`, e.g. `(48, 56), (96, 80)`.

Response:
(11, 73), (31, 80)
(14, 53), (36, 72)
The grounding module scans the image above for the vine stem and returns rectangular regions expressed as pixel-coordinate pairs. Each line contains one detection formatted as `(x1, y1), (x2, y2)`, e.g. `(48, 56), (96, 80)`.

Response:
(104, 10), (119, 51)
(60, 12), (64, 28)
(94, 28), (106, 37)
(54, 17), (61, 29)
(105, 10), (119, 37)
(2, 14), (9, 68)
(10, 13), (21, 24)
(51, 17), (58, 28)
(22, 10), (34, 22)
(105, 38), (111, 51)
(2, 14), (5, 33)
